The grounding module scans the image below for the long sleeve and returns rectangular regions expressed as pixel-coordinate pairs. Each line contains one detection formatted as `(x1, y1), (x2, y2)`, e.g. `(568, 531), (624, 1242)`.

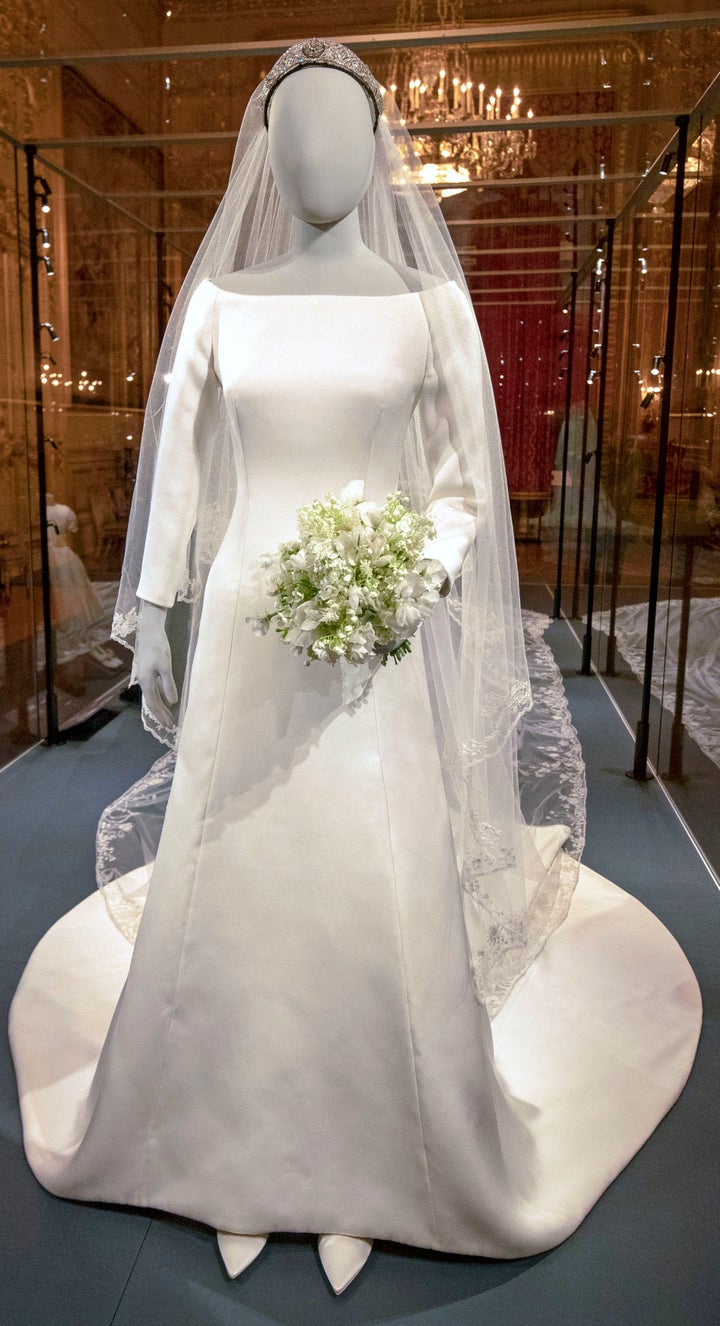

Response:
(136, 279), (221, 609)
(417, 283), (487, 590)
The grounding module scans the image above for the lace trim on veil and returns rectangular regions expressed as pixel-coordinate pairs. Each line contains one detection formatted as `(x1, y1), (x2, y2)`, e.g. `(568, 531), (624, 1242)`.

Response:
(464, 610), (586, 1015)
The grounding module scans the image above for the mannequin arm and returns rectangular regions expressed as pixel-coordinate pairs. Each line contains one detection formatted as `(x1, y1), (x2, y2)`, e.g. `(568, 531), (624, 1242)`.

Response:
(134, 279), (220, 727)
(136, 279), (220, 608)
(417, 296), (485, 595)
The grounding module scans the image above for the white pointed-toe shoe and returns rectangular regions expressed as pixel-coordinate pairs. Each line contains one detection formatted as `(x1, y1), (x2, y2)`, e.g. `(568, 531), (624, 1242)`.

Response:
(216, 1231), (268, 1279)
(318, 1233), (373, 1294)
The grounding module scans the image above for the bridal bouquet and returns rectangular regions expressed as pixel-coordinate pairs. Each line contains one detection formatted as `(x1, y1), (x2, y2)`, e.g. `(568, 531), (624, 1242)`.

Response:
(246, 480), (447, 667)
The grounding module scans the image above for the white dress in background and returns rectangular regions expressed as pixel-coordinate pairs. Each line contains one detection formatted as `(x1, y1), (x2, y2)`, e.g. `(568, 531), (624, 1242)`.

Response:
(9, 281), (702, 1258)
(46, 503), (104, 654)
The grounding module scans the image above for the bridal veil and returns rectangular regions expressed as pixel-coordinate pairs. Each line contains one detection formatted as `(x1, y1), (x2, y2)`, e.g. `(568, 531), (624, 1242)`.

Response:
(106, 53), (585, 1016)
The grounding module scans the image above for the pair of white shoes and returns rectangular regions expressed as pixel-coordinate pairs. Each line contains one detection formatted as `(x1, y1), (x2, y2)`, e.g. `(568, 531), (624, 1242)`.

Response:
(216, 1229), (373, 1294)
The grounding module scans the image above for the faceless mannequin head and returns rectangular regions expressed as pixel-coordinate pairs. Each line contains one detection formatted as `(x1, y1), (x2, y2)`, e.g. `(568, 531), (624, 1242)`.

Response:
(266, 66), (376, 225)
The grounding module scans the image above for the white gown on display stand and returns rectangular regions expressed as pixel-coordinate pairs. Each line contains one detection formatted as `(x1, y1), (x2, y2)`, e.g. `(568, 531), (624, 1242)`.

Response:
(9, 279), (702, 1259)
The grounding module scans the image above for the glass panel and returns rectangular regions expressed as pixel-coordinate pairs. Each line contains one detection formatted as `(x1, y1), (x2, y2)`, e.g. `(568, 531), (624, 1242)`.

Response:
(564, 109), (720, 875)
(0, 140), (41, 765)
(651, 112), (720, 867)
(32, 155), (158, 734)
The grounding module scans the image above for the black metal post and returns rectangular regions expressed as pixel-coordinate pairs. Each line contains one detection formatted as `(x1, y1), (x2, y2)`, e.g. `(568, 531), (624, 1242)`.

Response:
(580, 218), (615, 673)
(25, 144), (58, 743)
(630, 114), (689, 780)
(553, 271), (577, 618)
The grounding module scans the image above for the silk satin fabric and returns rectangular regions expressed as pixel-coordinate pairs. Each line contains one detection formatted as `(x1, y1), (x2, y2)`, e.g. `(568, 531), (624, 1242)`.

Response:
(10, 287), (701, 1257)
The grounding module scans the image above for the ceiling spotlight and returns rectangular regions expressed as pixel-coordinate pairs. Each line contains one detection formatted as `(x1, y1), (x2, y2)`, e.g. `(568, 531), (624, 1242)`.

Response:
(40, 322), (59, 341)
(40, 255), (54, 277)
(659, 151), (677, 176)
(39, 228), (51, 249)
(641, 391), (654, 408)
(651, 353), (664, 376)
(35, 177), (52, 212)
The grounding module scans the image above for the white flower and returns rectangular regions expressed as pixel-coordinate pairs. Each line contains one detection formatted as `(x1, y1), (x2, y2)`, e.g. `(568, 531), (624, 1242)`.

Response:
(345, 622), (376, 663)
(340, 479), (365, 504)
(395, 602), (423, 631)
(419, 557), (447, 589)
(357, 500), (382, 528)
(297, 604), (323, 629)
(287, 548), (308, 571)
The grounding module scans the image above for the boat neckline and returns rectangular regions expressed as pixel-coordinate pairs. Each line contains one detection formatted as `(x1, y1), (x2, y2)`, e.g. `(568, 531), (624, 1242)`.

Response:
(207, 278), (457, 299)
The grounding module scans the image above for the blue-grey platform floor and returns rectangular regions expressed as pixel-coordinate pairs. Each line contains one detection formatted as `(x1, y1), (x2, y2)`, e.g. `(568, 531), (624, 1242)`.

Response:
(0, 616), (717, 1326)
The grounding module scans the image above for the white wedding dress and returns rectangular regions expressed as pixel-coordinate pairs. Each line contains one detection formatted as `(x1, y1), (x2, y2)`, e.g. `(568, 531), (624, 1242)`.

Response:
(9, 281), (702, 1259)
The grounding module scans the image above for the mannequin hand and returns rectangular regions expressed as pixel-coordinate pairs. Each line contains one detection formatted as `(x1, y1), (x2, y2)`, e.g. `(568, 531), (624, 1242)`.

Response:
(135, 600), (178, 730)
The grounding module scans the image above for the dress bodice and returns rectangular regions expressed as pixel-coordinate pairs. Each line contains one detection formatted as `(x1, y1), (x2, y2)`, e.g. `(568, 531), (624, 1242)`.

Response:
(47, 503), (78, 548)
(135, 278), (478, 609)
(213, 290), (429, 562)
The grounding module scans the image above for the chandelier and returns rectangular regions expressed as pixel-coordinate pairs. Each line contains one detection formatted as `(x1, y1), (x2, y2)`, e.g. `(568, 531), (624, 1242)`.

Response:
(387, 1), (537, 194)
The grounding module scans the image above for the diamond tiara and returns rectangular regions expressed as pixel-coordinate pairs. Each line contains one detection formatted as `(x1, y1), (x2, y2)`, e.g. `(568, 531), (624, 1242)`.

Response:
(261, 39), (384, 132)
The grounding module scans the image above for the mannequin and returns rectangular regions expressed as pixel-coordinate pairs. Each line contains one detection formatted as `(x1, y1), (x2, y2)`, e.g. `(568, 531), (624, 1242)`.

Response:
(135, 66), (448, 734)
(45, 491), (121, 671)
(134, 64), (417, 1290)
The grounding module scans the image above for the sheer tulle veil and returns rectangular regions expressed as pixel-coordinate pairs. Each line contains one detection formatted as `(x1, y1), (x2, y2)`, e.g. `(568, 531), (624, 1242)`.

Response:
(106, 47), (586, 1016)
